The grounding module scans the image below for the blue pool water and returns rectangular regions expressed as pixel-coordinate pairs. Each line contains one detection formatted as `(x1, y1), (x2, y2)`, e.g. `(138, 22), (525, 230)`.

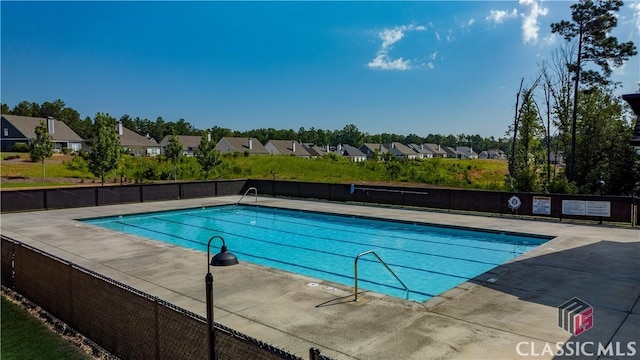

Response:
(82, 205), (549, 302)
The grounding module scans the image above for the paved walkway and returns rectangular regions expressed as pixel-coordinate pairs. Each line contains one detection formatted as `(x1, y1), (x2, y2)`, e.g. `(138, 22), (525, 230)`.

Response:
(1, 196), (638, 359)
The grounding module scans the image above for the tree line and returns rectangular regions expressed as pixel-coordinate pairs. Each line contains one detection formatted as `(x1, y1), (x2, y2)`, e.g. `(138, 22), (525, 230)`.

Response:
(1, 100), (510, 154)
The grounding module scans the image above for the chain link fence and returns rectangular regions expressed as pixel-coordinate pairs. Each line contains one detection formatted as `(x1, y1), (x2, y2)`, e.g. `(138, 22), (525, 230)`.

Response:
(1, 236), (332, 360)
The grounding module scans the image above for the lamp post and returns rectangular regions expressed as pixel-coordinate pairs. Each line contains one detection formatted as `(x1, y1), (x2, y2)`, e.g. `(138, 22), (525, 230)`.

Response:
(206, 235), (239, 360)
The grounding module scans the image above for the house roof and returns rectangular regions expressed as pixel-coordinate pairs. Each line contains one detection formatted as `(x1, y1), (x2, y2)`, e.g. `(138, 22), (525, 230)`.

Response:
(215, 137), (269, 154)
(361, 143), (388, 154)
(341, 144), (366, 157)
(301, 143), (328, 157)
(1, 114), (83, 142)
(119, 127), (160, 147)
(265, 140), (310, 156)
(158, 135), (202, 149)
(386, 142), (416, 155)
(421, 143), (447, 155)
(408, 143), (433, 155)
(443, 147), (458, 156)
(456, 146), (478, 156)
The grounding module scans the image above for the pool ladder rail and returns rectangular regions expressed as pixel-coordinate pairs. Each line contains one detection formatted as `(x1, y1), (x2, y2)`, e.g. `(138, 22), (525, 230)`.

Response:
(236, 187), (258, 206)
(354, 250), (410, 301)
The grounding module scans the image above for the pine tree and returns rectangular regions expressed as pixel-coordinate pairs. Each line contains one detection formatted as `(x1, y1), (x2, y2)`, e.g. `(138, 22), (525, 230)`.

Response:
(550, 0), (637, 180)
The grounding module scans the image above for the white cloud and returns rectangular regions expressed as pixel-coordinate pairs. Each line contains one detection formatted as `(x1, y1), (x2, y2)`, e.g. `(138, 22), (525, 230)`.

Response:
(486, 9), (518, 25)
(519, 0), (549, 44)
(430, 51), (438, 60)
(541, 32), (557, 46)
(368, 24), (426, 71)
(630, 2), (640, 33)
(435, 31), (441, 41)
(463, 18), (476, 29)
(427, 62), (435, 69)
(368, 54), (411, 71)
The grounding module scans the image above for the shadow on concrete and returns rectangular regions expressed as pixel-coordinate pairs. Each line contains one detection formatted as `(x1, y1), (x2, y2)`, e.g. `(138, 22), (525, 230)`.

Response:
(464, 240), (640, 359)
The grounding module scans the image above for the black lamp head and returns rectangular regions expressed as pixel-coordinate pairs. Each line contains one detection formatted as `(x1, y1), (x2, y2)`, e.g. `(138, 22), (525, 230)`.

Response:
(211, 245), (239, 266)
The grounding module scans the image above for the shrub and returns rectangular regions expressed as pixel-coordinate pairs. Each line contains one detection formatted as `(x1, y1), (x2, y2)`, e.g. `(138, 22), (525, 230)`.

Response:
(3, 154), (21, 160)
(65, 156), (88, 172)
(12, 143), (30, 152)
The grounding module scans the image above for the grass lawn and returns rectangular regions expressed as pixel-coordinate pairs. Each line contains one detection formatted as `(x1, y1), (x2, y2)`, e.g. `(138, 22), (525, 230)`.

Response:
(0, 151), (510, 190)
(1, 295), (91, 360)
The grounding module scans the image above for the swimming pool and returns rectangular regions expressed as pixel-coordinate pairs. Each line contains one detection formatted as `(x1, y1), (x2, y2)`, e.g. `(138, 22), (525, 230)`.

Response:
(82, 205), (550, 302)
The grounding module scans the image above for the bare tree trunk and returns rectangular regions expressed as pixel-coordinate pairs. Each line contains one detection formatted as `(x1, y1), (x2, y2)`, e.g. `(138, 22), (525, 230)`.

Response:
(510, 78), (525, 178)
(569, 28), (583, 181)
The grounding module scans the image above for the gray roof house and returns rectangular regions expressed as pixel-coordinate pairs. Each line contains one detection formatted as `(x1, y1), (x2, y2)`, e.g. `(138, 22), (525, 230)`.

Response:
(442, 146), (458, 158)
(339, 144), (367, 162)
(456, 146), (478, 159)
(215, 137), (269, 155)
(116, 121), (161, 156)
(158, 135), (203, 156)
(301, 143), (328, 158)
(408, 143), (434, 159)
(479, 149), (507, 160)
(359, 143), (388, 159)
(386, 142), (418, 160)
(421, 143), (447, 158)
(1, 114), (84, 152)
(265, 140), (311, 157)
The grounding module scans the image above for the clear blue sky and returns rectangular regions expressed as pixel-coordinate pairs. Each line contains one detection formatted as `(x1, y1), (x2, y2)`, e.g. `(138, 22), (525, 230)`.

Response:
(2, 1), (639, 138)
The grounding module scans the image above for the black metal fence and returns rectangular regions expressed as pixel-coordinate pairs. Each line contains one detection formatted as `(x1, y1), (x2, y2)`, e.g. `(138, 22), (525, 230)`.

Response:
(1, 236), (331, 360)
(2, 179), (637, 225)
(247, 180), (639, 226)
(1, 180), (249, 212)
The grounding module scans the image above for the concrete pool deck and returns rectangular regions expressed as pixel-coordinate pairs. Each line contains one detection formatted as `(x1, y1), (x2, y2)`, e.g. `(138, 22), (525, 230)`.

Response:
(1, 196), (638, 359)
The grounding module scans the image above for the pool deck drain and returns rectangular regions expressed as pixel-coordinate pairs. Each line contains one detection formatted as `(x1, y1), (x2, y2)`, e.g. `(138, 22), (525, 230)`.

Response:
(1, 196), (638, 359)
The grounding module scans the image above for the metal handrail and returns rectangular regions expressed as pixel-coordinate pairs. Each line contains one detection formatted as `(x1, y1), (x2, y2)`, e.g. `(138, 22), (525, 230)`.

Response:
(236, 187), (258, 206)
(354, 250), (409, 301)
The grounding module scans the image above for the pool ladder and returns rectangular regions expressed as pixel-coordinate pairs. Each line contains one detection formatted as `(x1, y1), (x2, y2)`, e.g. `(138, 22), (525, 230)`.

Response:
(354, 250), (409, 301)
(236, 187), (258, 206)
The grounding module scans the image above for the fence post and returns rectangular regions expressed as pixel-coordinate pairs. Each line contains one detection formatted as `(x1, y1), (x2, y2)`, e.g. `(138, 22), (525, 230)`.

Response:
(309, 347), (321, 360)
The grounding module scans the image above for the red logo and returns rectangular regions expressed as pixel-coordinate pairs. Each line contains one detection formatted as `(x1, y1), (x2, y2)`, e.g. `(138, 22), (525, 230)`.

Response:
(558, 297), (593, 335)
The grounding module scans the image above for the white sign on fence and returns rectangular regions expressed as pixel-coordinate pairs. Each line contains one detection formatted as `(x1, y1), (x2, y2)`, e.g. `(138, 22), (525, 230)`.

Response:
(586, 201), (611, 217)
(532, 196), (551, 215)
(562, 200), (611, 217)
(562, 200), (586, 215)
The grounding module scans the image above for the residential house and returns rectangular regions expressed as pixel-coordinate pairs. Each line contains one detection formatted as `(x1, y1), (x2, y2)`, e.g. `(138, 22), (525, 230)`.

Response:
(359, 143), (388, 160)
(215, 137), (269, 155)
(443, 147), (459, 158)
(265, 140), (311, 158)
(1, 114), (84, 152)
(301, 143), (328, 158)
(456, 146), (479, 159)
(386, 142), (418, 160)
(408, 143), (433, 159)
(158, 135), (203, 156)
(339, 144), (367, 162)
(549, 152), (565, 166)
(116, 121), (161, 156)
(478, 149), (507, 160)
(421, 143), (447, 158)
